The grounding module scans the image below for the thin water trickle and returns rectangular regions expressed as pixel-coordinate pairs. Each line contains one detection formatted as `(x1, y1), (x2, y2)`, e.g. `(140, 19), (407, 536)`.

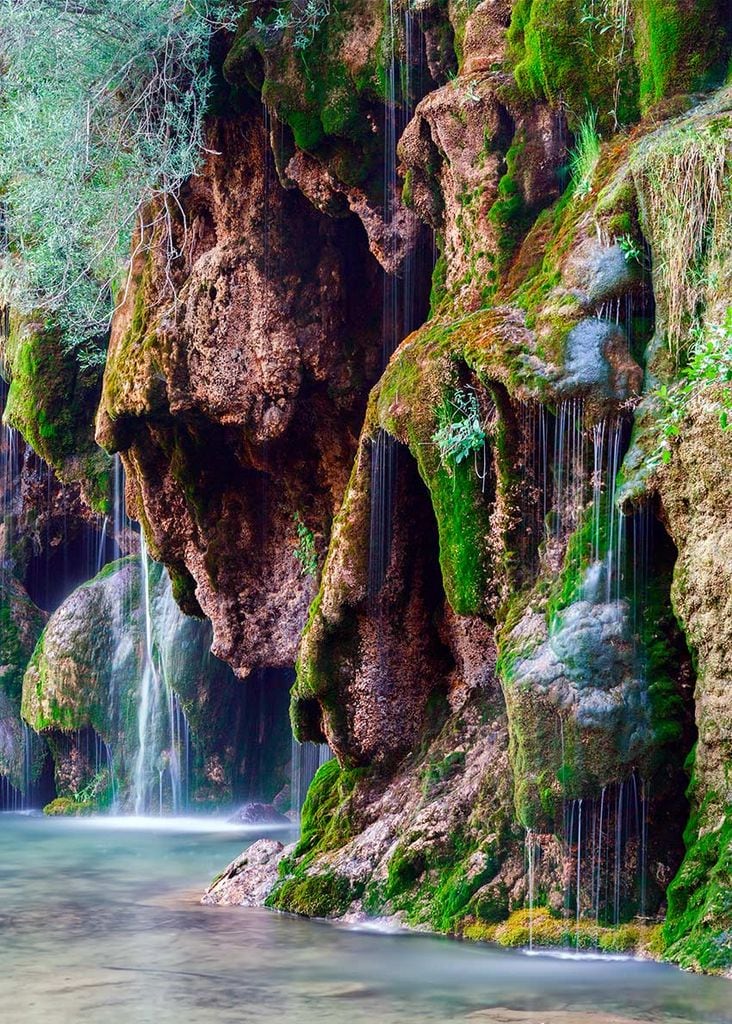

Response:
(525, 827), (538, 952)
(368, 429), (398, 600)
(291, 738), (332, 821)
(367, 2), (426, 603)
(564, 776), (650, 939)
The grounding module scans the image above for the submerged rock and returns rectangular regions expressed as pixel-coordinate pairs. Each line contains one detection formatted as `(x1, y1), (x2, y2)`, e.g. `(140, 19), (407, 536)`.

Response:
(227, 802), (289, 825)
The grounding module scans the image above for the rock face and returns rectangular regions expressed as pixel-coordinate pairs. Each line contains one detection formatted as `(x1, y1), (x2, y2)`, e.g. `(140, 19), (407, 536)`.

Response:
(0, 573), (47, 799)
(96, 109), (388, 676)
(203, 839), (289, 907)
(186, 13), (730, 974)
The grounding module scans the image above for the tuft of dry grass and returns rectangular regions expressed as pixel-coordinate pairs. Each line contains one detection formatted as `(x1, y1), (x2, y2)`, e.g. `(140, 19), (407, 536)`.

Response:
(631, 120), (729, 365)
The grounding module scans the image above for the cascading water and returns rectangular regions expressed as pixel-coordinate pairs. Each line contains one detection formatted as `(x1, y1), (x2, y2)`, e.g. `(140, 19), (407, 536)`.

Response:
(516, 392), (665, 942)
(563, 774), (650, 936)
(290, 739), (332, 820)
(525, 828), (538, 952)
(131, 532), (191, 815)
(367, 0), (427, 602)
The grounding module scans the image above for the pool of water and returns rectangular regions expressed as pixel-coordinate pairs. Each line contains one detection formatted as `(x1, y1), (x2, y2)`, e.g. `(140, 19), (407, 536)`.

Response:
(1, 813), (729, 1024)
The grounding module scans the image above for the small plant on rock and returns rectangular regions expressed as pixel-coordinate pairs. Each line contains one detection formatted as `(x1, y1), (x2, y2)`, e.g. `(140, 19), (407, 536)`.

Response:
(432, 386), (487, 467)
(617, 232), (643, 265)
(293, 512), (318, 578)
(569, 109), (601, 197)
(651, 311), (732, 466)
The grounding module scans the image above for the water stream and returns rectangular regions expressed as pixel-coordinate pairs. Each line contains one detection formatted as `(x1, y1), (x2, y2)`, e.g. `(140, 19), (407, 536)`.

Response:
(1, 814), (730, 1024)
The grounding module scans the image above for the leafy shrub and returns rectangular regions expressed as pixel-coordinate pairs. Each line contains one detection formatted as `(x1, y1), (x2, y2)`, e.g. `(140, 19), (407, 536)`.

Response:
(0, 0), (236, 365)
(254, 0), (331, 51)
(652, 311), (732, 466)
(617, 232), (643, 265)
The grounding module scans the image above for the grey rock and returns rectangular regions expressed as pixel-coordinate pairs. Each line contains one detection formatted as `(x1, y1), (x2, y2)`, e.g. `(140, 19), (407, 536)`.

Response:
(227, 802), (289, 825)
(560, 318), (641, 401)
(564, 239), (642, 306)
(202, 838), (288, 906)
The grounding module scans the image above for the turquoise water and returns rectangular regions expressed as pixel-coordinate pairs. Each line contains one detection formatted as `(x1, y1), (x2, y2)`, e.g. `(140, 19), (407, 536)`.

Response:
(1, 813), (730, 1024)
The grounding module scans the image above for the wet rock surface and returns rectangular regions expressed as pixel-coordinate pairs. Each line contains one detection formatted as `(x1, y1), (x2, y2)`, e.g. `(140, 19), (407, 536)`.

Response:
(227, 802), (290, 825)
(202, 839), (289, 907)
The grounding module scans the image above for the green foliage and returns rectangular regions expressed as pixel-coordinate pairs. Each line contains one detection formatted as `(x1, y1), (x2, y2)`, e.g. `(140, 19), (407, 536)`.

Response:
(432, 387), (486, 467)
(72, 767), (114, 808)
(569, 109), (601, 197)
(293, 512), (318, 578)
(651, 312), (732, 467)
(617, 232), (643, 265)
(0, 0), (236, 363)
(43, 796), (94, 816)
(254, 0), (331, 51)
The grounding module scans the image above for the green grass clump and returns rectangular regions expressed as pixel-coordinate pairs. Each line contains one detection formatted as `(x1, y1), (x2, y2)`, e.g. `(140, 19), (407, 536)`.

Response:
(569, 110), (601, 197)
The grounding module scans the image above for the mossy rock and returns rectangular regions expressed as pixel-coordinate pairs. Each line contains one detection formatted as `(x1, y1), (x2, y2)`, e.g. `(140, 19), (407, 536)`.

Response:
(464, 906), (662, 953)
(42, 796), (94, 816)
(2, 313), (111, 512)
(664, 797), (732, 972)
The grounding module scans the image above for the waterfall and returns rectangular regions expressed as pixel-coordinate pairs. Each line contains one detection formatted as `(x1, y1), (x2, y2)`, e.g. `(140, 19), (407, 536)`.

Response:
(366, 1), (424, 602)
(132, 532), (160, 814)
(564, 776), (649, 937)
(525, 828), (538, 952)
(291, 738), (332, 821)
(131, 533), (191, 815)
(368, 429), (398, 600)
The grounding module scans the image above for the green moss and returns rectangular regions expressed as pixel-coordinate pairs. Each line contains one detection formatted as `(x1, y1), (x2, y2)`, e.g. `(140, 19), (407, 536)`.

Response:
(486, 137), (535, 275)
(664, 786), (732, 972)
(426, 457), (491, 615)
(634, 0), (729, 112)
(0, 603), (23, 702)
(267, 758), (368, 916)
(42, 796), (94, 816)
(3, 315), (111, 502)
(465, 907), (662, 952)
(366, 827), (504, 933)
(508, 0), (639, 131)
(429, 242), (449, 316)
(288, 758), (365, 867)
(421, 750), (465, 797)
(449, 0), (480, 67)
(267, 871), (360, 917)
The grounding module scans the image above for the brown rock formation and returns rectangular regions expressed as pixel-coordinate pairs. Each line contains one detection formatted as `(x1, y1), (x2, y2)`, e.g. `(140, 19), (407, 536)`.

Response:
(97, 109), (386, 676)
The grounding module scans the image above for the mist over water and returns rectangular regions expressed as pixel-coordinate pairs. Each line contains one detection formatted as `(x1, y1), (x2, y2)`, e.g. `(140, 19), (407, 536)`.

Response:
(1, 814), (730, 1024)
